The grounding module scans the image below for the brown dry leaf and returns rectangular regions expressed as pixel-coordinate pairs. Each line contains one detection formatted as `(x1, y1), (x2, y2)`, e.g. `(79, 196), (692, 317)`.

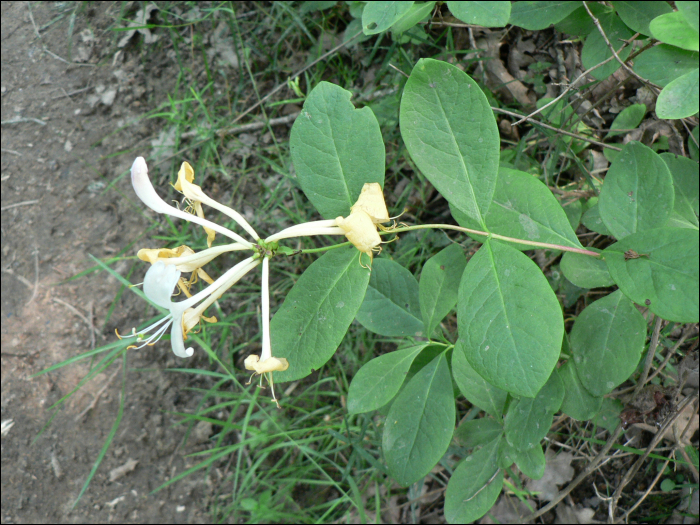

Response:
(525, 450), (575, 501)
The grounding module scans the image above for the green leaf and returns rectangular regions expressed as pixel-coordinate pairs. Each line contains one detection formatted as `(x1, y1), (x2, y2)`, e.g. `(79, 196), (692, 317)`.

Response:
(562, 198), (583, 231)
(677, 1), (700, 35)
(559, 360), (604, 421)
(598, 141), (675, 239)
(554, 2), (608, 36)
(447, 1), (511, 27)
(457, 239), (564, 398)
(272, 246), (371, 382)
(451, 168), (584, 250)
(633, 45), (699, 88)
(656, 68), (700, 120)
(347, 344), (427, 414)
(452, 339), (508, 418)
(570, 290), (646, 396)
(444, 438), (503, 523)
(390, 1), (435, 35)
(606, 104), (646, 138)
(419, 244), (467, 336)
(650, 11), (699, 51)
(383, 353), (455, 486)
(592, 397), (623, 433)
(362, 1), (414, 35)
(454, 418), (503, 448)
(290, 82), (384, 219)
(581, 200), (613, 236)
(560, 249), (615, 289)
(504, 369), (564, 452)
(355, 258), (424, 337)
(400, 58), (499, 226)
(604, 228), (699, 322)
(508, 1), (580, 30)
(613, 1), (673, 36)
(510, 443), (546, 480)
(661, 152), (699, 216)
(582, 10), (635, 80)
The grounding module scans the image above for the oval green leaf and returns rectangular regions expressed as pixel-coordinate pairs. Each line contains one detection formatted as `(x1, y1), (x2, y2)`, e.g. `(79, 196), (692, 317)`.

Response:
(604, 228), (699, 322)
(452, 339), (508, 418)
(400, 58), (499, 226)
(452, 168), (584, 250)
(598, 141), (674, 239)
(606, 104), (646, 138)
(290, 82), (385, 219)
(419, 244), (467, 336)
(656, 68), (700, 120)
(650, 11), (699, 51)
(457, 239), (564, 398)
(347, 344), (427, 414)
(632, 45), (699, 87)
(382, 353), (455, 486)
(272, 246), (371, 382)
(582, 11), (634, 80)
(447, 1), (511, 27)
(559, 360), (604, 421)
(571, 290), (646, 396)
(444, 437), (503, 524)
(613, 1), (673, 36)
(508, 1), (580, 30)
(355, 258), (424, 337)
(560, 249), (615, 289)
(362, 1), (414, 35)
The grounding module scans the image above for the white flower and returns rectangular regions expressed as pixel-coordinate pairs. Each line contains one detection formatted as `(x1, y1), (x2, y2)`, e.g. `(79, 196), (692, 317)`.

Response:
(131, 157), (255, 248)
(122, 258), (259, 358)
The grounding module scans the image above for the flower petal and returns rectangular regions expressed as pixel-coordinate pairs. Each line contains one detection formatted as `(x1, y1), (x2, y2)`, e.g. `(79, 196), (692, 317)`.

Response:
(143, 261), (181, 308)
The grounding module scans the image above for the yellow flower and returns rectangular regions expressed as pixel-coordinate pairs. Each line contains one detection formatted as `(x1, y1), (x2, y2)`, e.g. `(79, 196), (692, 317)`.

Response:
(335, 183), (390, 263)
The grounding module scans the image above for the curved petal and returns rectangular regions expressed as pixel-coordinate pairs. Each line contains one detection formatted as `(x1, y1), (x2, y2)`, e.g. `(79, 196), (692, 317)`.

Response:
(170, 315), (194, 358)
(143, 261), (180, 308)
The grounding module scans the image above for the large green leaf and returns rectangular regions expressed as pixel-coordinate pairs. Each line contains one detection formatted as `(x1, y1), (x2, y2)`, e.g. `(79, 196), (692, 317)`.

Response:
(272, 247), (370, 382)
(598, 141), (674, 239)
(400, 59), (499, 226)
(650, 10), (699, 51)
(389, 1), (435, 35)
(604, 228), (699, 322)
(677, 1), (700, 34)
(606, 104), (646, 138)
(355, 258), (424, 337)
(656, 68), (700, 120)
(452, 339), (508, 419)
(633, 45), (699, 87)
(504, 369), (564, 452)
(447, 1), (511, 27)
(560, 249), (615, 289)
(454, 418), (503, 449)
(501, 442), (546, 480)
(419, 244), (467, 336)
(290, 82), (384, 219)
(444, 437), (503, 523)
(559, 360), (603, 421)
(508, 1), (580, 30)
(452, 168), (584, 250)
(661, 152), (699, 216)
(613, 1), (673, 36)
(457, 239), (564, 398)
(362, 1), (414, 34)
(383, 353), (455, 486)
(347, 344), (427, 414)
(570, 290), (646, 397)
(582, 9), (635, 80)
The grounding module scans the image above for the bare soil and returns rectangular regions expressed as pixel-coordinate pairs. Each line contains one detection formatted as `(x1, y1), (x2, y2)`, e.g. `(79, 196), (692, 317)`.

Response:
(2, 3), (213, 522)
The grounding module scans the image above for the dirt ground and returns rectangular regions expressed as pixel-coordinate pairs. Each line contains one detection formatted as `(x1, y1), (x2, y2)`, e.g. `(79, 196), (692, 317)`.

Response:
(2, 3), (217, 522)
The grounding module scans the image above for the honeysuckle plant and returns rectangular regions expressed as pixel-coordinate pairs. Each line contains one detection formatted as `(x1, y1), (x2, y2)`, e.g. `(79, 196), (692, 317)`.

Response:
(124, 57), (697, 523)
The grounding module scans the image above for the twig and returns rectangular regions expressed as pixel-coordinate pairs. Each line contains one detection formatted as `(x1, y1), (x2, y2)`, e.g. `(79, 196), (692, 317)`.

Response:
(50, 86), (92, 100)
(493, 107), (622, 151)
(609, 393), (698, 521)
(74, 366), (121, 421)
(583, 2), (660, 92)
(513, 35), (636, 126)
(27, 248), (39, 305)
(1, 148), (22, 156)
(0, 199), (39, 211)
(1, 117), (46, 126)
(181, 113), (299, 139)
(612, 457), (671, 523)
(632, 316), (664, 399)
(52, 297), (103, 343)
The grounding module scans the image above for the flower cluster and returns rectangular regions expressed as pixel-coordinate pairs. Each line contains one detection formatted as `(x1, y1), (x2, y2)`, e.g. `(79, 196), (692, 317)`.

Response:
(123, 157), (390, 406)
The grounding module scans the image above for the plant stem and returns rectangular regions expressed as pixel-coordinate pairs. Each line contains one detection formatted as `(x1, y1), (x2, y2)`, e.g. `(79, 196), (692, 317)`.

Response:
(386, 224), (602, 257)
